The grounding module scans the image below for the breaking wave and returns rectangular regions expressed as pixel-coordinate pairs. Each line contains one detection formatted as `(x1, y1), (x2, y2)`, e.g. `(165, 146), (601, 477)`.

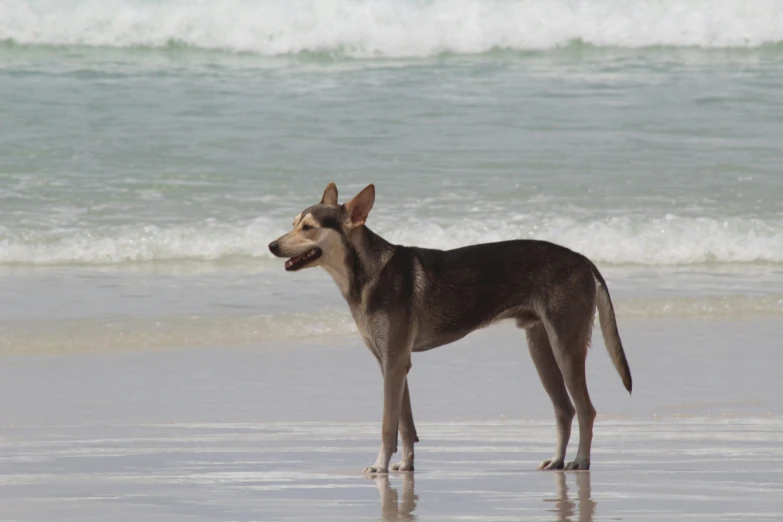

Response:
(2, 214), (783, 267)
(2, 0), (783, 58)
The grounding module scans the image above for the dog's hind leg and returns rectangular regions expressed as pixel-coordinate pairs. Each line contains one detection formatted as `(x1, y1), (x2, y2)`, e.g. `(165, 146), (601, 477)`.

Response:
(526, 322), (576, 470)
(560, 356), (595, 470)
(390, 378), (418, 472)
(544, 312), (596, 471)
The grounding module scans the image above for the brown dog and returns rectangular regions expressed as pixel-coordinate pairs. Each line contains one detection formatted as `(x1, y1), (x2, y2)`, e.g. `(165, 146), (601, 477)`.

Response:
(269, 183), (632, 473)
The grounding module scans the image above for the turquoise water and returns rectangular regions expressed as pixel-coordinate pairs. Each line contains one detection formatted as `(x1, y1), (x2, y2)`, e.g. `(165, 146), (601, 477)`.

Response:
(1, 0), (783, 352)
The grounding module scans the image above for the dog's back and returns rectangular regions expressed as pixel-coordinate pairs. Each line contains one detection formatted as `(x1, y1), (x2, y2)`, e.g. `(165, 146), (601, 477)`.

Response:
(369, 240), (598, 350)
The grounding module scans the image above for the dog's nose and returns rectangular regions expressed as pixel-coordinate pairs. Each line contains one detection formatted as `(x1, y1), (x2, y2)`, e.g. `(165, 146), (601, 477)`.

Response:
(268, 241), (280, 255)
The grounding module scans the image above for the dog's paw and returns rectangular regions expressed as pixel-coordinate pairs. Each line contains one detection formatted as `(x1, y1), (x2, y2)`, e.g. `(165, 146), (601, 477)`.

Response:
(538, 458), (565, 470)
(564, 459), (590, 471)
(364, 466), (389, 474)
(390, 460), (414, 472)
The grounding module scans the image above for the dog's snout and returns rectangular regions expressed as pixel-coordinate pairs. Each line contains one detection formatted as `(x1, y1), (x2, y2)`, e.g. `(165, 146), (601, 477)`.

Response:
(268, 240), (281, 256)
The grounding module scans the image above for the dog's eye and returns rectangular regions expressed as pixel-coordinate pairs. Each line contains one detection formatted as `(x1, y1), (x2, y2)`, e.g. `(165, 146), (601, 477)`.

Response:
(302, 224), (314, 231)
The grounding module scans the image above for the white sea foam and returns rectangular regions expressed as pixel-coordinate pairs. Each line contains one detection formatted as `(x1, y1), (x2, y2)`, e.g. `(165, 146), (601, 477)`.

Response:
(2, 214), (782, 267)
(0, 221), (278, 265)
(384, 214), (783, 266)
(1, 0), (782, 57)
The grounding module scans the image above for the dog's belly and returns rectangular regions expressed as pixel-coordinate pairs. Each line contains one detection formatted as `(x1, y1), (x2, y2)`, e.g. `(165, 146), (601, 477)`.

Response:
(412, 329), (473, 352)
(412, 310), (540, 352)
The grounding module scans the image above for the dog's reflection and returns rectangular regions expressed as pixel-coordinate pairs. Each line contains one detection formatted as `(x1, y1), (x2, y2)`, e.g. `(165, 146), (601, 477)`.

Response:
(372, 470), (593, 521)
(374, 473), (418, 521)
(547, 471), (595, 522)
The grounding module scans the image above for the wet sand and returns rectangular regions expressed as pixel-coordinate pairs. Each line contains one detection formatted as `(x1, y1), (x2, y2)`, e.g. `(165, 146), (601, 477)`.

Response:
(2, 418), (782, 521)
(1, 318), (782, 520)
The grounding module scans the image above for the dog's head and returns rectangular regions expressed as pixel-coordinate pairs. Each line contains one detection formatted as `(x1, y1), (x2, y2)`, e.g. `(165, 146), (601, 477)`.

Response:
(268, 183), (375, 272)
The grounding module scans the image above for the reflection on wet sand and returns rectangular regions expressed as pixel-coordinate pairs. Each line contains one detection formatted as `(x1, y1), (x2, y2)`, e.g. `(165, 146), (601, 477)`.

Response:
(375, 473), (418, 521)
(547, 471), (596, 522)
(373, 470), (594, 522)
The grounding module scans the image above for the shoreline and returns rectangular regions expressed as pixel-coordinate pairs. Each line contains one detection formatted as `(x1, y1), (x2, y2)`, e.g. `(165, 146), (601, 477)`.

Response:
(1, 316), (780, 423)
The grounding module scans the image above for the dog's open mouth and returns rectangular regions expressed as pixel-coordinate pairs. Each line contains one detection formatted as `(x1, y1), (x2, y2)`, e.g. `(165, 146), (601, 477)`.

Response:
(284, 248), (322, 271)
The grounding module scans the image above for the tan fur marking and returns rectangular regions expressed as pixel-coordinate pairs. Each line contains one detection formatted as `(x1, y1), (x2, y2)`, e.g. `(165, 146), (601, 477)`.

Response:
(298, 215), (319, 231)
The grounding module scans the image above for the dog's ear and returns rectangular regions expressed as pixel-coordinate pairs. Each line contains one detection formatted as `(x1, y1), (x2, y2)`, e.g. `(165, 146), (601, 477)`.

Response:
(320, 182), (338, 205)
(343, 184), (375, 227)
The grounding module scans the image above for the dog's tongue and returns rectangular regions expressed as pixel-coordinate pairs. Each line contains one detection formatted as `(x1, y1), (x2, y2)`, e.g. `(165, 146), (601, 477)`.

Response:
(284, 255), (303, 269)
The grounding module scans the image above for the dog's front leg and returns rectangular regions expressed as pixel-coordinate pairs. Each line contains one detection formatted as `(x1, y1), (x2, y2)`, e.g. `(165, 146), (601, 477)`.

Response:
(390, 378), (417, 472)
(365, 352), (410, 474)
(365, 338), (417, 472)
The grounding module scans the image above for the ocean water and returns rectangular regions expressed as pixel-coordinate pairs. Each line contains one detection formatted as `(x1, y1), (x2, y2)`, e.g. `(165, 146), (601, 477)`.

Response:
(1, 0), (783, 353)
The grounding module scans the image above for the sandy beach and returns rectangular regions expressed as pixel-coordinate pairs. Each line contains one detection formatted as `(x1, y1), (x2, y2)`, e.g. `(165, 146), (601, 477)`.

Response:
(2, 318), (781, 521)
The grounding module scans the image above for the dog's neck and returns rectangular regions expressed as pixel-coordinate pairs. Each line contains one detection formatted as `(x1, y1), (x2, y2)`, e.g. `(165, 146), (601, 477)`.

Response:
(322, 225), (396, 303)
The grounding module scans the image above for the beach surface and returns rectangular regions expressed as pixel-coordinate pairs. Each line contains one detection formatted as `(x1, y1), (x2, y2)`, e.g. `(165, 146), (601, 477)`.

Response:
(2, 319), (782, 521)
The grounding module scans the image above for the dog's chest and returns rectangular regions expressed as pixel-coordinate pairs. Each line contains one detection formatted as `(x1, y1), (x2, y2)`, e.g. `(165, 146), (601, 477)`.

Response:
(349, 304), (374, 341)
(348, 299), (395, 353)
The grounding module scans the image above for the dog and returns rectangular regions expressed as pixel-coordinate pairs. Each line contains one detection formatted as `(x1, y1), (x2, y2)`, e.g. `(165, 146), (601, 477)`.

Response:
(269, 183), (632, 473)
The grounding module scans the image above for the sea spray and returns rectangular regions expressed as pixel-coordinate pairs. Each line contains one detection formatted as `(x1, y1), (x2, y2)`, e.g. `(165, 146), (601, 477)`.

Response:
(2, 0), (783, 57)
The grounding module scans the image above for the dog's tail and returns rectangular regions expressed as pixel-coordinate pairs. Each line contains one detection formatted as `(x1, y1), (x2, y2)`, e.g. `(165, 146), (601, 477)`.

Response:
(590, 263), (632, 394)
